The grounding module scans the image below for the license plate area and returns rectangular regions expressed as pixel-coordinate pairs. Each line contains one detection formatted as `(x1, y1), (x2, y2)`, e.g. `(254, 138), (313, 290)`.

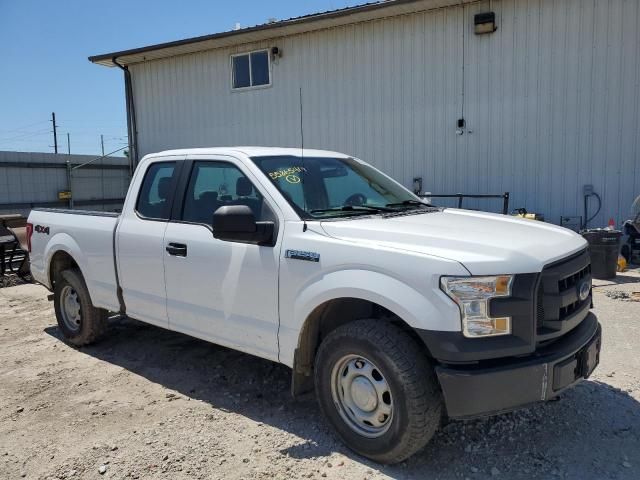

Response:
(579, 333), (601, 378)
(552, 332), (601, 391)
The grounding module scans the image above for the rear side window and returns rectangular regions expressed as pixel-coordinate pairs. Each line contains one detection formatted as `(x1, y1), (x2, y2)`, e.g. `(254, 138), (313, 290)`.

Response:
(136, 162), (177, 220)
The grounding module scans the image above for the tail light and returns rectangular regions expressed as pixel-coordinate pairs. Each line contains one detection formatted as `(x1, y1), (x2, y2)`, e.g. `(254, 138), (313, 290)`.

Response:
(26, 223), (33, 253)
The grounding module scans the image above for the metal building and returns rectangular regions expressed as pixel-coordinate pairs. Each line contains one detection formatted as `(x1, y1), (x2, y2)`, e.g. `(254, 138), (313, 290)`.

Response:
(0, 151), (130, 217)
(90, 0), (640, 227)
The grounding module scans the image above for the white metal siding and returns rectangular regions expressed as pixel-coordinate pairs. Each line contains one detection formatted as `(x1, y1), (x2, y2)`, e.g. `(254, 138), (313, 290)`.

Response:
(130, 0), (640, 226)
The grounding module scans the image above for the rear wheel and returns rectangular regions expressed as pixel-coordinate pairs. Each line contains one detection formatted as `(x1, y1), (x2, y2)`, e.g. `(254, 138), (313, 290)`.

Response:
(314, 319), (442, 464)
(53, 269), (107, 346)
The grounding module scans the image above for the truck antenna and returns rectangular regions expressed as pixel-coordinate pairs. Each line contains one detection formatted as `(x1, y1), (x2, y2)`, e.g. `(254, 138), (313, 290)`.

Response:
(299, 87), (307, 232)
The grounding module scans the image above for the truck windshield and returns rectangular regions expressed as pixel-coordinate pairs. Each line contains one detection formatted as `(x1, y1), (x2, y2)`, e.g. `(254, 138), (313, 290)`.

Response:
(251, 155), (429, 219)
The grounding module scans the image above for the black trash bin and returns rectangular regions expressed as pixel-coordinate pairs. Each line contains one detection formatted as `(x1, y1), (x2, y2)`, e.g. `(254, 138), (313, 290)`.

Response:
(581, 229), (622, 279)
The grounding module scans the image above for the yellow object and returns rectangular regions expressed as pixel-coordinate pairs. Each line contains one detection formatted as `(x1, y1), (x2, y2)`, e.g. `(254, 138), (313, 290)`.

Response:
(617, 255), (627, 272)
(513, 213), (545, 221)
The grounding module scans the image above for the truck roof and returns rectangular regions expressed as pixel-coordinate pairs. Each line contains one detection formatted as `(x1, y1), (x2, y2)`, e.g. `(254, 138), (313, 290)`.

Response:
(145, 146), (351, 159)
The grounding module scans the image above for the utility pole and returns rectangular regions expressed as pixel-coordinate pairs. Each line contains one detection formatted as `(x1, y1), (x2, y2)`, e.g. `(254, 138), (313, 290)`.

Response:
(65, 132), (73, 208)
(100, 134), (105, 204)
(63, 130), (72, 208)
(51, 112), (58, 154)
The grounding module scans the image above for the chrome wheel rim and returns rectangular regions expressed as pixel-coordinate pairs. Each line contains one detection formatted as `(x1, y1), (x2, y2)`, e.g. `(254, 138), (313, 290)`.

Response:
(331, 354), (393, 438)
(60, 285), (82, 332)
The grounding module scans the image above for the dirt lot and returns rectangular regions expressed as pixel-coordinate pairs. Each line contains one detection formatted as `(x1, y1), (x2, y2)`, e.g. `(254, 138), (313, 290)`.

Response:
(1, 270), (639, 480)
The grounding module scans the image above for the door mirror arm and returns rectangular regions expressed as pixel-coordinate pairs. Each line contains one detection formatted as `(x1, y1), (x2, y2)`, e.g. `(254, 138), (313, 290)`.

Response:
(212, 205), (275, 246)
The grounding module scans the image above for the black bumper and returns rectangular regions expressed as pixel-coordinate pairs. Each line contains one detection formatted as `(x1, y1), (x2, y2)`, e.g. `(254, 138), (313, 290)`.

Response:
(433, 313), (601, 419)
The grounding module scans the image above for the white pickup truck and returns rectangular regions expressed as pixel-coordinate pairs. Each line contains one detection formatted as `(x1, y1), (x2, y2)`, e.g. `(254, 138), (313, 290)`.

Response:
(28, 147), (601, 463)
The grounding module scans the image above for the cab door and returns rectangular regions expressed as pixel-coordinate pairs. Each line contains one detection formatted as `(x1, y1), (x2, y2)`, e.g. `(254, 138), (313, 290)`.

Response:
(116, 157), (184, 328)
(162, 155), (282, 361)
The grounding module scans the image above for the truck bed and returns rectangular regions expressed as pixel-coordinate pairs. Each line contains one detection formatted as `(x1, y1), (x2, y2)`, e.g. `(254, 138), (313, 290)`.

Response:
(28, 208), (122, 313)
(33, 208), (120, 218)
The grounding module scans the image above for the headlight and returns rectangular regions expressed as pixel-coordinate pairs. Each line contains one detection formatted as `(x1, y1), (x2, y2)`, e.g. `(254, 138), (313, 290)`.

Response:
(440, 275), (514, 338)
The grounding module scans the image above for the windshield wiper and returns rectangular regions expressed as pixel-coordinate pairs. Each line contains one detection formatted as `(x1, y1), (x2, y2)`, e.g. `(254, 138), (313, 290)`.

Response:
(310, 205), (394, 215)
(385, 200), (431, 208)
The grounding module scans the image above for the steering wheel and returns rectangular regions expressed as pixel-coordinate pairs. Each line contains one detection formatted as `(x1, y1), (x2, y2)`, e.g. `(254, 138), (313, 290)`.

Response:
(344, 193), (367, 206)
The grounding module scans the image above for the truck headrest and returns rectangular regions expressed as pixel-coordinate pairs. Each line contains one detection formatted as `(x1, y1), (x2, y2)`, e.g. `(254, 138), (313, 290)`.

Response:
(236, 177), (253, 197)
(157, 177), (172, 201)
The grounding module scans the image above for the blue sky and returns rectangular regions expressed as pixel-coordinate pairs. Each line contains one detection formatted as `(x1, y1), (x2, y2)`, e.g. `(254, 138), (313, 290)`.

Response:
(0, 0), (356, 156)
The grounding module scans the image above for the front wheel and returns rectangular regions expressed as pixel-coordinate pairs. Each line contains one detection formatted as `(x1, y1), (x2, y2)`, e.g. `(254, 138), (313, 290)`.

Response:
(53, 269), (107, 346)
(314, 319), (442, 464)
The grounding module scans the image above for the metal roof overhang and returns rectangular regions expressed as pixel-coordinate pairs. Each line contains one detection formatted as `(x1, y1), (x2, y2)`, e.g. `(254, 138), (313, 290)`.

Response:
(89, 0), (473, 67)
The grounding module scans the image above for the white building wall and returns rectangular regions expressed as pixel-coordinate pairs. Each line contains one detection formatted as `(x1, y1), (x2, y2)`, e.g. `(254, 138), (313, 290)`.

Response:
(130, 0), (640, 227)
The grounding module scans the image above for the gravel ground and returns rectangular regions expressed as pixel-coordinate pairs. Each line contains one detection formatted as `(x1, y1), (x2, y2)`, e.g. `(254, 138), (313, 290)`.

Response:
(0, 273), (29, 289)
(1, 269), (639, 480)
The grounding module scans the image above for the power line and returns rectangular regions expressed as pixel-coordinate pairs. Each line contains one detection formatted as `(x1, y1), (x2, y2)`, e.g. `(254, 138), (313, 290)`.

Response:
(0, 114), (130, 154)
(0, 120), (49, 134)
(0, 129), (51, 144)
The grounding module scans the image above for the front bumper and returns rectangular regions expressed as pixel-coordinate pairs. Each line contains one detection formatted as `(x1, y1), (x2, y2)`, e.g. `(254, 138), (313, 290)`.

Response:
(433, 313), (601, 419)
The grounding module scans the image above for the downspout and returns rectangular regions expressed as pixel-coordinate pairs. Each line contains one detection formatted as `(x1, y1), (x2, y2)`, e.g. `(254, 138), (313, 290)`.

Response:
(113, 57), (139, 175)
(111, 56), (134, 315)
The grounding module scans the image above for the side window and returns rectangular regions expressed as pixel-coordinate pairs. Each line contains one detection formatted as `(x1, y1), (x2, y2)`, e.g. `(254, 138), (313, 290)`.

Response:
(231, 50), (271, 90)
(182, 161), (265, 224)
(136, 162), (177, 220)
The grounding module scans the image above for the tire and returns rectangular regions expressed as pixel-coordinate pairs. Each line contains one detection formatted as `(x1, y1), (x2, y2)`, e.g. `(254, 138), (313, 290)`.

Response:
(53, 268), (107, 346)
(314, 319), (442, 464)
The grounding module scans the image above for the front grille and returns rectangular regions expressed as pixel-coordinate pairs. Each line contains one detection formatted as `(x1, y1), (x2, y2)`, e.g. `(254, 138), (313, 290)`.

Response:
(558, 264), (591, 292)
(536, 249), (592, 342)
(536, 286), (545, 329)
(558, 263), (591, 320)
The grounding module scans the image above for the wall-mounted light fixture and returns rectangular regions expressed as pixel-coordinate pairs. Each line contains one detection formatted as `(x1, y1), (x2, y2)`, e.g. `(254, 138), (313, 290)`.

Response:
(413, 177), (423, 195)
(271, 46), (282, 60)
(474, 12), (497, 35)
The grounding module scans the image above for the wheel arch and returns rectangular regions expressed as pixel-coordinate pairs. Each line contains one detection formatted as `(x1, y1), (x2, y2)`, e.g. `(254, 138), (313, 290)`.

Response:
(43, 233), (87, 290)
(48, 249), (82, 291)
(291, 296), (431, 397)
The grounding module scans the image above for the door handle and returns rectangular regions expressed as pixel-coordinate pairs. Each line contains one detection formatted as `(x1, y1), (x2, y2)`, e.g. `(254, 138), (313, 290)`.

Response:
(166, 242), (187, 257)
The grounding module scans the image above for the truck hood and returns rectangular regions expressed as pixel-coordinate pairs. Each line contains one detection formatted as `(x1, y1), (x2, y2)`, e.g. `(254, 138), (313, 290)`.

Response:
(320, 209), (587, 275)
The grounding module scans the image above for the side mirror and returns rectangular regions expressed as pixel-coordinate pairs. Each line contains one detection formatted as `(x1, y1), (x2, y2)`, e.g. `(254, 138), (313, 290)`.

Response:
(212, 205), (275, 246)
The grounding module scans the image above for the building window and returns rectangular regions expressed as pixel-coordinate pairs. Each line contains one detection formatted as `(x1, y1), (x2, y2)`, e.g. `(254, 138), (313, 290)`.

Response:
(231, 50), (271, 90)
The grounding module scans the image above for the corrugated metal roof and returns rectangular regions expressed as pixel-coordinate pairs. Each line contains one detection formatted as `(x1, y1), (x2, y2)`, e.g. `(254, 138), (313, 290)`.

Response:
(89, 0), (468, 67)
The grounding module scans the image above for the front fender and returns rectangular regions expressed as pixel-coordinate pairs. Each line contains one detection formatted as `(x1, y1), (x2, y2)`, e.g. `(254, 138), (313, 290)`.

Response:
(279, 268), (461, 367)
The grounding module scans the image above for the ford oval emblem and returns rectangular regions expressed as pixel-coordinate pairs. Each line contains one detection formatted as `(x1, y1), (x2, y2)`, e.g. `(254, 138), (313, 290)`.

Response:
(578, 281), (591, 302)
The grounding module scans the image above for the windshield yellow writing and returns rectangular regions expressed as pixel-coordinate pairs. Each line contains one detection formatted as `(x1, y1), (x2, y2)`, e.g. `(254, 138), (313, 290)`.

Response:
(268, 166), (307, 180)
